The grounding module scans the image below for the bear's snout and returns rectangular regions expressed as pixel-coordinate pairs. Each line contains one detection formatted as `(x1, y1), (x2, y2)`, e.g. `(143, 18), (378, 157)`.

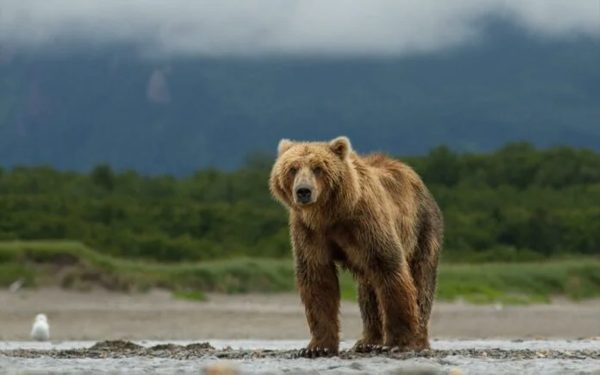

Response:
(295, 186), (313, 204)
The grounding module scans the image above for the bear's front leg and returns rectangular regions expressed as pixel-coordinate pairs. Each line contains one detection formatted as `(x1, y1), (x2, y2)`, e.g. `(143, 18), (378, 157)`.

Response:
(295, 254), (340, 357)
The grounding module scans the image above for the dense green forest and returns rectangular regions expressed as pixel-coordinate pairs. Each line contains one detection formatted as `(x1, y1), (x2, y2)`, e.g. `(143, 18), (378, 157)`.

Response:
(0, 143), (599, 262)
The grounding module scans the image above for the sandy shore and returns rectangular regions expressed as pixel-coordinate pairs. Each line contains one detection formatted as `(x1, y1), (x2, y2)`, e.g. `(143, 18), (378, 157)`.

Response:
(1, 288), (599, 341)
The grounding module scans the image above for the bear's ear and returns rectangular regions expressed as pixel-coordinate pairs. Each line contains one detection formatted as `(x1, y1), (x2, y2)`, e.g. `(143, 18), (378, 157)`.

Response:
(329, 136), (352, 159)
(277, 139), (294, 156)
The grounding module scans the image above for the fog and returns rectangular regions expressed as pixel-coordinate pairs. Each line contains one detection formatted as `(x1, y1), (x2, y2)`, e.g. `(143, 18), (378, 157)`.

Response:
(0, 0), (598, 56)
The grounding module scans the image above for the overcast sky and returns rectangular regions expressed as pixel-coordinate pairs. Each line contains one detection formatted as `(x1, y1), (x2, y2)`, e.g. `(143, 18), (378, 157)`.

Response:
(1, 0), (598, 57)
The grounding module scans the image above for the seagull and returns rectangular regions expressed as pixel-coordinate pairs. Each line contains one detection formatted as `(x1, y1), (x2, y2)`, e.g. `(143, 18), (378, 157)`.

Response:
(31, 313), (50, 341)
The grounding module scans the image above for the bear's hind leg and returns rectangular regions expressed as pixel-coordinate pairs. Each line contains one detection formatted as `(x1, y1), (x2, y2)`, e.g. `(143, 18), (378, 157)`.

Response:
(409, 201), (443, 350)
(375, 262), (421, 351)
(409, 241), (440, 350)
(353, 281), (383, 352)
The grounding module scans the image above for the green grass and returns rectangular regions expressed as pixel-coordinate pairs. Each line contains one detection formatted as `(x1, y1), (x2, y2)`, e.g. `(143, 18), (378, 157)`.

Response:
(1, 240), (599, 304)
(0, 240), (295, 294)
(172, 290), (207, 302)
(437, 261), (600, 303)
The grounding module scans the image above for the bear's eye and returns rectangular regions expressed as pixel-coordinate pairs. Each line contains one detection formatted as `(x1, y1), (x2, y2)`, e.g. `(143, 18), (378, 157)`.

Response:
(313, 167), (322, 177)
(289, 167), (298, 176)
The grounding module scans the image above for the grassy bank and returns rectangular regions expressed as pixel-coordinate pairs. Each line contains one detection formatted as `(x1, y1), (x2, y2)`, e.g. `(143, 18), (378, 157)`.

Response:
(1, 241), (599, 304)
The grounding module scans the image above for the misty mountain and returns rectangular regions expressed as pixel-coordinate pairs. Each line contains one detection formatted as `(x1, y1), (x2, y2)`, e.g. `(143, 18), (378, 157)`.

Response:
(0, 21), (599, 174)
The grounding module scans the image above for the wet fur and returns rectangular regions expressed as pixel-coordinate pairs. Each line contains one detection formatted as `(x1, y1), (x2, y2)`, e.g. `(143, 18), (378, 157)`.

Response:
(270, 138), (443, 354)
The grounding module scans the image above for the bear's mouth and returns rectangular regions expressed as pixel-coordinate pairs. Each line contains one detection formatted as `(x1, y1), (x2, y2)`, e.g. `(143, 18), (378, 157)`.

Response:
(294, 197), (316, 206)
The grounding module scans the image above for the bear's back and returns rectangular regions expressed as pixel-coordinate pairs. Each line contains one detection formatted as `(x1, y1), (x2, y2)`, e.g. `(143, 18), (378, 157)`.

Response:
(361, 153), (424, 196)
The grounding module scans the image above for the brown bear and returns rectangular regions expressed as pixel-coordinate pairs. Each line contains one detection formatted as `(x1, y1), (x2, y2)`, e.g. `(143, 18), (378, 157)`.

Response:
(269, 136), (443, 357)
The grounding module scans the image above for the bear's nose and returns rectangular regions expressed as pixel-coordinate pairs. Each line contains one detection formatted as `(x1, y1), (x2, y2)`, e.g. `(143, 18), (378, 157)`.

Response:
(296, 187), (312, 204)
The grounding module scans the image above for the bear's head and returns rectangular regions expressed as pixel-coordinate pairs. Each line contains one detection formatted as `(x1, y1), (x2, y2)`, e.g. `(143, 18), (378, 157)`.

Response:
(270, 136), (356, 210)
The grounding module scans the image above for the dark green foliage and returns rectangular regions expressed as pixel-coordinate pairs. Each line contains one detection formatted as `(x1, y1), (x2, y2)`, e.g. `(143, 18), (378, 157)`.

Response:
(407, 144), (600, 258)
(0, 143), (599, 261)
(90, 164), (115, 191)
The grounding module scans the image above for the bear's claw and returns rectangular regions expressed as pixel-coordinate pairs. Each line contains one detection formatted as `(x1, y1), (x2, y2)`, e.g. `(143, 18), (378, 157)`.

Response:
(297, 346), (336, 358)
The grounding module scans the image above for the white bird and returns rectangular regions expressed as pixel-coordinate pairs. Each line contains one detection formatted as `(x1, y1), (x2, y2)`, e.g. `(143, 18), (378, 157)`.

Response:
(31, 313), (50, 341)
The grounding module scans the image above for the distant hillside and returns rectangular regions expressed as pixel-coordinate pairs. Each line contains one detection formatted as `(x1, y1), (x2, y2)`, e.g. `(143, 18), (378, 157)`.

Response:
(1, 21), (599, 174)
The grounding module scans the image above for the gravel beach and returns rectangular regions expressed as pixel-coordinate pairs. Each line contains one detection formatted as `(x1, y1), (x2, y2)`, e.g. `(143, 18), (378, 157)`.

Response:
(1, 339), (599, 374)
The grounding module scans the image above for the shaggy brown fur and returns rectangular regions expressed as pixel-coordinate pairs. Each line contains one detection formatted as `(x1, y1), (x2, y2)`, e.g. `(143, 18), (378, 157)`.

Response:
(269, 136), (443, 357)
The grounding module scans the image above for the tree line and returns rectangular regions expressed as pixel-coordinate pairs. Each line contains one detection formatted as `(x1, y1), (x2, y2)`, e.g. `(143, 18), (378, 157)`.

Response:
(0, 142), (598, 262)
